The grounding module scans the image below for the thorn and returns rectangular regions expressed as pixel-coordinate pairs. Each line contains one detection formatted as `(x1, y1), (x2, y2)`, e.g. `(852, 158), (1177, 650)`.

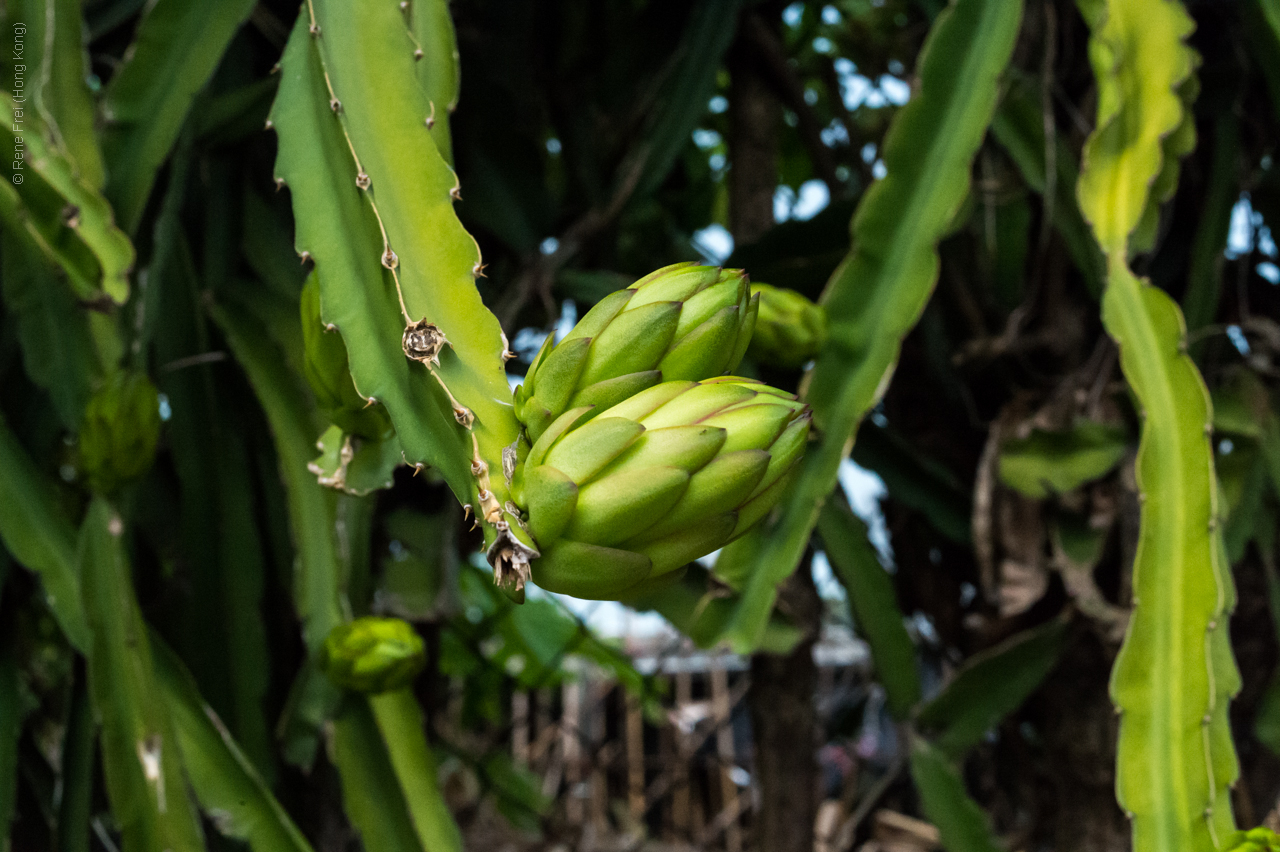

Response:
(264, 118), (274, 130)
(299, 251), (313, 265)
(329, 97), (342, 113)
(1203, 714), (1212, 725)
(382, 248), (399, 270)
(449, 185), (462, 201)
(1207, 620), (1217, 630)
(503, 349), (516, 362)
(454, 406), (474, 428)
(463, 504), (472, 521)
(1203, 422), (1213, 436)
(363, 397), (377, 408)
(355, 172), (371, 190)
(1208, 517), (1219, 532)
(412, 463), (425, 477)
(414, 48), (424, 60)
(426, 114), (436, 129)
(309, 22), (321, 36)
(270, 62), (282, 74)
(274, 177), (286, 191)
(472, 262), (488, 278)
(471, 458), (486, 477)
(325, 323), (338, 332)
(399, 0), (409, 8)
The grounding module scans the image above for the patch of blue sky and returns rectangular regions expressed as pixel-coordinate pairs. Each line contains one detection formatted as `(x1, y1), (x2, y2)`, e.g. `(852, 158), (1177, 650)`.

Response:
(693, 128), (722, 150)
(693, 224), (734, 264)
(822, 119), (849, 147)
(775, 180), (831, 223)
(1226, 194), (1256, 258)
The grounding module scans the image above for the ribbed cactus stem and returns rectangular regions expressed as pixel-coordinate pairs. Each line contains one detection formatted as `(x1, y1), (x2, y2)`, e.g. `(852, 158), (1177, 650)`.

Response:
(292, 0), (538, 592)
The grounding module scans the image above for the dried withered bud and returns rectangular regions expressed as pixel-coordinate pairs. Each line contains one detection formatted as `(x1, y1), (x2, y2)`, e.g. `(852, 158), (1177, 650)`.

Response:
(402, 319), (447, 366)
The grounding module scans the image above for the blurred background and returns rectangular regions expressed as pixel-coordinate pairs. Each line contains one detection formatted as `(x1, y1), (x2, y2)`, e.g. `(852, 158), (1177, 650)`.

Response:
(4, 0), (1280, 851)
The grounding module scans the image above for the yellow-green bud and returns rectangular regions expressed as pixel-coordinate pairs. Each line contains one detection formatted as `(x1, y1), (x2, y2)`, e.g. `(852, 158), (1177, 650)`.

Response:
(747, 284), (826, 369)
(511, 377), (810, 601)
(320, 617), (425, 693)
(514, 263), (760, 445)
(1225, 828), (1280, 852)
(78, 371), (161, 494)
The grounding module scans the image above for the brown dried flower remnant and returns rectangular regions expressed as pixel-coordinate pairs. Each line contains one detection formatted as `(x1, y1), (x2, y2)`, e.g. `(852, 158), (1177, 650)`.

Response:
(402, 319), (447, 367)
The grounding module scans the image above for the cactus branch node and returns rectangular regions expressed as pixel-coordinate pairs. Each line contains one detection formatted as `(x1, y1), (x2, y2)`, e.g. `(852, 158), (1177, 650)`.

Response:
(401, 319), (446, 365)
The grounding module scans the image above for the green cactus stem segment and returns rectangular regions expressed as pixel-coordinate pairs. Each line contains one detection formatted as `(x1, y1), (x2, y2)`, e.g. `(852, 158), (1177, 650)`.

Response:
(278, 0), (540, 594)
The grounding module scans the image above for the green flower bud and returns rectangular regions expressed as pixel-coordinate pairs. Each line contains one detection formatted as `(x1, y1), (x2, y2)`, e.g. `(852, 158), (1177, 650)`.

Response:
(320, 617), (425, 693)
(78, 371), (161, 494)
(512, 377), (810, 600)
(1225, 828), (1280, 852)
(513, 263), (760, 445)
(747, 284), (826, 369)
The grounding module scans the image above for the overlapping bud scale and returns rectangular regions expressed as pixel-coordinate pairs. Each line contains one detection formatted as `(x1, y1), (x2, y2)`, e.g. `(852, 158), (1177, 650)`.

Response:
(513, 263), (759, 445)
(510, 378), (810, 600)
